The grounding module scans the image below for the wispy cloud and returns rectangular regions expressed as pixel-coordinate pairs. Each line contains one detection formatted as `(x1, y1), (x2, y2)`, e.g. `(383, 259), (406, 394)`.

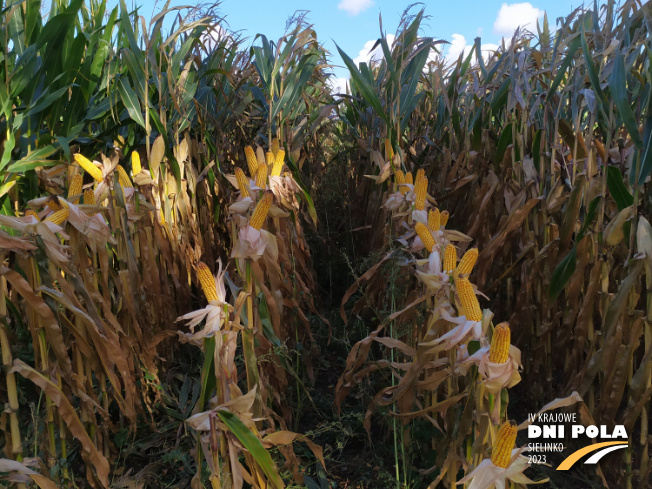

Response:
(338, 0), (374, 16)
(493, 2), (544, 37)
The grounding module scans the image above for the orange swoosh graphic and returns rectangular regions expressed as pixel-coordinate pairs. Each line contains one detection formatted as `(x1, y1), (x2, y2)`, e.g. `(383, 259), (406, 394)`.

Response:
(557, 441), (628, 470)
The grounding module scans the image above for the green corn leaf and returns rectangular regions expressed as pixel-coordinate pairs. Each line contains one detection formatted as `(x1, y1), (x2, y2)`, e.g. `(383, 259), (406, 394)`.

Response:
(606, 166), (634, 211)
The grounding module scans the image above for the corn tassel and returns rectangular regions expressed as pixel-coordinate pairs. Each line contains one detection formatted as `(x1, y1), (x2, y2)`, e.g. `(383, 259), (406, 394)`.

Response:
(46, 209), (69, 225)
(414, 173), (428, 211)
(489, 322), (511, 364)
(453, 248), (478, 278)
(455, 277), (482, 321)
(117, 165), (133, 188)
(256, 163), (268, 188)
(245, 146), (258, 178)
(74, 154), (103, 182)
(235, 168), (250, 197)
(132, 151), (141, 174)
(68, 174), (83, 203)
(271, 149), (285, 177)
(415, 222), (435, 253)
(443, 244), (457, 273)
(491, 421), (517, 468)
(440, 210), (449, 227)
(84, 189), (95, 206)
(25, 209), (40, 221)
(428, 208), (440, 231)
(196, 262), (218, 302)
(250, 191), (273, 230)
(272, 138), (280, 157)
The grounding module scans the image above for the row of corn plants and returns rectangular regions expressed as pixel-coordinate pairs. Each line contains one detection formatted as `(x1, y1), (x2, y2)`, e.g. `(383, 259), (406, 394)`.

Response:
(1, 0), (333, 486)
(331, 1), (650, 487)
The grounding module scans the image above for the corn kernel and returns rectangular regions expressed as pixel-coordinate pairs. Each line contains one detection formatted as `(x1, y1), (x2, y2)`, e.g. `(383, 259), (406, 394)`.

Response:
(453, 248), (478, 278)
(271, 149), (285, 177)
(245, 146), (258, 178)
(46, 209), (69, 226)
(117, 165), (133, 188)
(428, 208), (440, 231)
(272, 138), (280, 157)
(255, 163), (268, 188)
(440, 210), (449, 227)
(132, 151), (142, 175)
(235, 167), (250, 197)
(68, 174), (83, 203)
(443, 244), (457, 273)
(25, 209), (40, 221)
(415, 222), (435, 253)
(84, 189), (95, 206)
(414, 173), (428, 211)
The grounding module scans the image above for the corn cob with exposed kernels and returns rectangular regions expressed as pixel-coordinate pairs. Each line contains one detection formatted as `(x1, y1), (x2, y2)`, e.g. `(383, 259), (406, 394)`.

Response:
(271, 149), (285, 177)
(440, 210), (449, 227)
(256, 164), (268, 188)
(455, 277), (482, 321)
(132, 151), (141, 175)
(68, 174), (83, 203)
(415, 222), (435, 253)
(245, 146), (258, 178)
(443, 244), (457, 273)
(74, 154), (103, 182)
(235, 168), (250, 197)
(46, 198), (62, 212)
(414, 172), (428, 211)
(84, 189), (95, 206)
(405, 173), (413, 185)
(196, 262), (218, 302)
(385, 139), (393, 161)
(25, 209), (40, 221)
(453, 248), (478, 278)
(491, 421), (517, 468)
(428, 208), (440, 231)
(489, 322), (511, 364)
(395, 170), (405, 185)
(46, 209), (69, 225)
(272, 138), (280, 157)
(250, 192), (273, 230)
(117, 165), (133, 188)
(265, 151), (274, 169)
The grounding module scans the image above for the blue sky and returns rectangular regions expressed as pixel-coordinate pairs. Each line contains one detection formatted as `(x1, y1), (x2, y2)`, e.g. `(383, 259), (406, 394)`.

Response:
(128, 0), (581, 87)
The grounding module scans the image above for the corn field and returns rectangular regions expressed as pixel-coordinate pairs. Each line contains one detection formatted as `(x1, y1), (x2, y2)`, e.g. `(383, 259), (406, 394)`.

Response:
(0, 0), (650, 488)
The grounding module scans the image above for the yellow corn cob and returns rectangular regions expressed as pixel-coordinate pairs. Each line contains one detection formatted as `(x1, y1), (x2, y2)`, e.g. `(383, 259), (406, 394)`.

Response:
(256, 163), (268, 188)
(250, 191), (273, 230)
(489, 322), (511, 364)
(74, 154), (103, 182)
(235, 167), (250, 197)
(245, 146), (258, 178)
(453, 248), (478, 278)
(132, 151), (141, 175)
(414, 173), (427, 211)
(271, 149), (285, 177)
(384, 139), (394, 161)
(265, 151), (274, 169)
(272, 138), (280, 157)
(84, 189), (95, 206)
(405, 173), (413, 185)
(395, 170), (405, 185)
(443, 244), (457, 273)
(415, 168), (425, 183)
(68, 174), (83, 203)
(455, 277), (482, 321)
(25, 209), (40, 221)
(46, 208), (69, 225)
(491, 421), (517, 468)
(196, 262), (218, 302)
(428, 208), (440, 231)
(415, 222), (435, 253)
(440, 210), (449, 227)
(45, 198), (62, 212)
(117, 165), (133, 188)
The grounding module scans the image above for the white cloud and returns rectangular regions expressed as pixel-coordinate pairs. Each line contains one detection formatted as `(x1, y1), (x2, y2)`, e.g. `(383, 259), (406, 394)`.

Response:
(352, 34), (395, 67)
(327, 76), (349, 96)
(338, 0), (374, 16)
(493, 3), (544, 37)
(444, 34), (501, 64)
